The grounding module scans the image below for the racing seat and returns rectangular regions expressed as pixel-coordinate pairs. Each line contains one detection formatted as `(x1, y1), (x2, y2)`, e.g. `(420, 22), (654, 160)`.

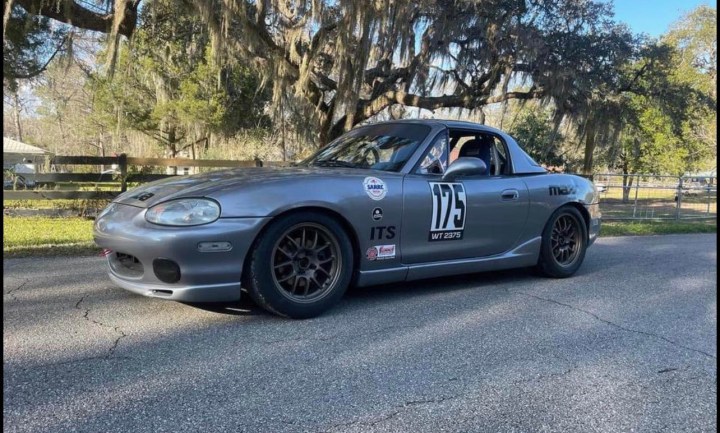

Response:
(458, 136), (494, 175)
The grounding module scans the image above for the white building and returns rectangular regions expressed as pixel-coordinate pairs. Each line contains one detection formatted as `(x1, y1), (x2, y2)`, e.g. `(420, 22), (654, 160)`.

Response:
(164, 149), (198, 175)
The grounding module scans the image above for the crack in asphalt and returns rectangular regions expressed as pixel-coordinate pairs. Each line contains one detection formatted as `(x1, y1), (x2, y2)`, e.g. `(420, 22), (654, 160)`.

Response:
(509, 289), (716, 360)
(319, 394), (463, 432)
(316, 365), (714, 433)
(4, 279), (29, 301)
(75, 295), (127, 360)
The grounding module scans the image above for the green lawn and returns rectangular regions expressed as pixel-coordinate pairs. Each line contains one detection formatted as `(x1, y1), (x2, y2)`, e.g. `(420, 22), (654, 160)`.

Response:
(3, 215), (716, 258)
(3, 216), (97, 257)
(601, 219), (716, 237)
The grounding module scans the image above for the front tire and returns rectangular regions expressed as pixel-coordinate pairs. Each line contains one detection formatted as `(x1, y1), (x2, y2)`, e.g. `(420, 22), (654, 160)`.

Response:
(244, 212), (354, 319)
(537, 206), (588, 278)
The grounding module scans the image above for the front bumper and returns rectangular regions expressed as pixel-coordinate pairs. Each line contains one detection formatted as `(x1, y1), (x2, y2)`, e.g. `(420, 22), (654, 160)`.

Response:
(586, 202), (601, 246)
(94, 203), (270, 302)
(107, 273), (242, 302)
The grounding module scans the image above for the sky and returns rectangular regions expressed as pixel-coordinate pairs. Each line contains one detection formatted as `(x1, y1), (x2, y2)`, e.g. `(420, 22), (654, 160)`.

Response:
(608, 0), (716, 37)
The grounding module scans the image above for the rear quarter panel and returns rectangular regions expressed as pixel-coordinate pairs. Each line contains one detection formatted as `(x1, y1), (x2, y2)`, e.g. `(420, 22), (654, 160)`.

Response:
(519, 173), (598, 241)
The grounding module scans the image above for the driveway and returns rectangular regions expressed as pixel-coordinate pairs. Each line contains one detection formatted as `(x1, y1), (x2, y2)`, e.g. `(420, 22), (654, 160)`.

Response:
(3, 234), (716, 432)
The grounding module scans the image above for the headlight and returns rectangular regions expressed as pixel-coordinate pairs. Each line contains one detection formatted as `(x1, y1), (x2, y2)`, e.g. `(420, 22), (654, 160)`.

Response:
(145, 198), (220, 226)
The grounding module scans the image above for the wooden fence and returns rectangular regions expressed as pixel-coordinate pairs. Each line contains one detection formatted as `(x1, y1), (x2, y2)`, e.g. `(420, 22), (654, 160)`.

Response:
(3, 154), (286, 201)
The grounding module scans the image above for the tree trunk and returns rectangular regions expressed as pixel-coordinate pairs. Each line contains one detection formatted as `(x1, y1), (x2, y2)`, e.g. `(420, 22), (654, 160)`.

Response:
(582, 117), (597, 175)
(621, 159), (633, 203)
(622, 176), (634, 203)
(12, 91), (23, 142)
(167, 127), (178, 175)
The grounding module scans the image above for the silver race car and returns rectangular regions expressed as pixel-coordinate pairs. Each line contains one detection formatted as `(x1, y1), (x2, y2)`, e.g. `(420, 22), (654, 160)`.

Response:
(94, 120), (601, 318)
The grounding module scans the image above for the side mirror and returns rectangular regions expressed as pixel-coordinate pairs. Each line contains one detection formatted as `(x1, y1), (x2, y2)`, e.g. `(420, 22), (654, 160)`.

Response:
(442, 157), (487, 181)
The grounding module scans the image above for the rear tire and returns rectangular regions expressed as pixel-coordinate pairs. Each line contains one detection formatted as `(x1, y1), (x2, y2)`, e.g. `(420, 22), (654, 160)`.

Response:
(244, 211), (353, 319)
(537, 206), (588, 278)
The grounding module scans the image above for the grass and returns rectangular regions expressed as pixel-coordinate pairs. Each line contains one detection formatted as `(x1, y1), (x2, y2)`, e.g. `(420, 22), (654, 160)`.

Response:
(600, 219), (716, 237)
(3, 216), (97, 258)
(3, 214), (716, 258)
(3, 199), (112, 210)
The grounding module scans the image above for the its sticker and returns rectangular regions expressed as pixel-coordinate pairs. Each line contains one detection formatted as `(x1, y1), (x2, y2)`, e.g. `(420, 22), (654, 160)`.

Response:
(370, 226), (396, 240)
(366, 247), (378, 261)
(364, 177), (387, 201)
(429, 182), (466, 241)
(372, 207), (383, 221)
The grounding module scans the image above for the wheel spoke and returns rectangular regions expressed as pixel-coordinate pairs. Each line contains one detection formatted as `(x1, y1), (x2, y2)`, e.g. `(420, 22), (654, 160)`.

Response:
(311, 230), (319, 249)
(285, 235), (300, 249)
(277, 273), (295, 283)
(301, 228), (307, 248)
(303, 277), (310, 296)
(315, 243), (331, 253)
(278, 246), (294, 259)
(274, 260), (292, 269)
(318, 255), (335, 265)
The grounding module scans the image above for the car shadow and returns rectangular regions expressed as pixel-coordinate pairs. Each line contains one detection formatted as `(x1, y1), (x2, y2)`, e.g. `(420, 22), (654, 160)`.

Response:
(180, 267), (537, 317)
(179, 290), (265, 316)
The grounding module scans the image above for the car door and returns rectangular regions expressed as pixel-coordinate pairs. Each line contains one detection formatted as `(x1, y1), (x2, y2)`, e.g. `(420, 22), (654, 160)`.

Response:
(401, 132), (530, 265)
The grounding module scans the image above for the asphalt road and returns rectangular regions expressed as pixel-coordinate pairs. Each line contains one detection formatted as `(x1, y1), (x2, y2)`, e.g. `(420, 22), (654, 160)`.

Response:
(3, 234), (717, 433)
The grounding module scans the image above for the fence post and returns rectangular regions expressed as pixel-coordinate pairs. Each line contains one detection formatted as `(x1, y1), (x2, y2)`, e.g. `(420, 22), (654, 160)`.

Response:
(119, 153), (128, 192)
(675, 176), (683, 220)
(707, 183), (712, 215)
(632, 174), (640, 218)
(43, 154), (51, 174)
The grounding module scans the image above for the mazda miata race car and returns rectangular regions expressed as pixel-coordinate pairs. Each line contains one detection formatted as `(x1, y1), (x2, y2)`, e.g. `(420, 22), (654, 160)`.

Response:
(94, 120), (601, 318)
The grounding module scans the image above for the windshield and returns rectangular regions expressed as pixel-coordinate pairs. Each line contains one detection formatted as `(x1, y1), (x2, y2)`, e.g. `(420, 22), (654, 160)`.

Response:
(302, 123), (431, 172)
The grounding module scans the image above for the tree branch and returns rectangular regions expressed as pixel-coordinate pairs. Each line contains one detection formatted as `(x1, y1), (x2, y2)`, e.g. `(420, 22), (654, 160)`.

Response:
(4, 34), (68, 79)
(13, 0), (139, 37)
(358, 88), (544, 123)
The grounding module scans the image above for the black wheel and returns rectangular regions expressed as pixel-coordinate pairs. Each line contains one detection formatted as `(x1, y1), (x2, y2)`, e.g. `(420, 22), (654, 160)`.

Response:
(244, 211), (354, 319)
(537, 206), (588, 278)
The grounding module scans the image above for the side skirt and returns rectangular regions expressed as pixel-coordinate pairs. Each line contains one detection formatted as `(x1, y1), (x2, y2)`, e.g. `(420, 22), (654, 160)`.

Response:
(354, 236), (542, 287)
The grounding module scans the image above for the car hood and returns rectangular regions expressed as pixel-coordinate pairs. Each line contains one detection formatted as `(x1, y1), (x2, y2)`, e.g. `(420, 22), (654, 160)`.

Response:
(113, 166), (391, 208)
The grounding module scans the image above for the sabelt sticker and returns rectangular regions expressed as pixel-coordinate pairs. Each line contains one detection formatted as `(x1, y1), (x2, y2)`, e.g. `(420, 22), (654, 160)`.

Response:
(376, 244), (396, 259)
(366, 244), (396, 261)
(363, 177), (387, 201)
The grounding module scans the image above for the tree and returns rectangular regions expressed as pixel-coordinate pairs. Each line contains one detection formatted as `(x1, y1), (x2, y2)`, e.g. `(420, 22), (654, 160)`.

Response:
(90, 0), (270, 159)
(186, 0), (637, 145)
(5, 0), (643, 148)
(665, 5), (716, 99)
(509, 109), (565, 169)
(664, 6), (717, 165)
